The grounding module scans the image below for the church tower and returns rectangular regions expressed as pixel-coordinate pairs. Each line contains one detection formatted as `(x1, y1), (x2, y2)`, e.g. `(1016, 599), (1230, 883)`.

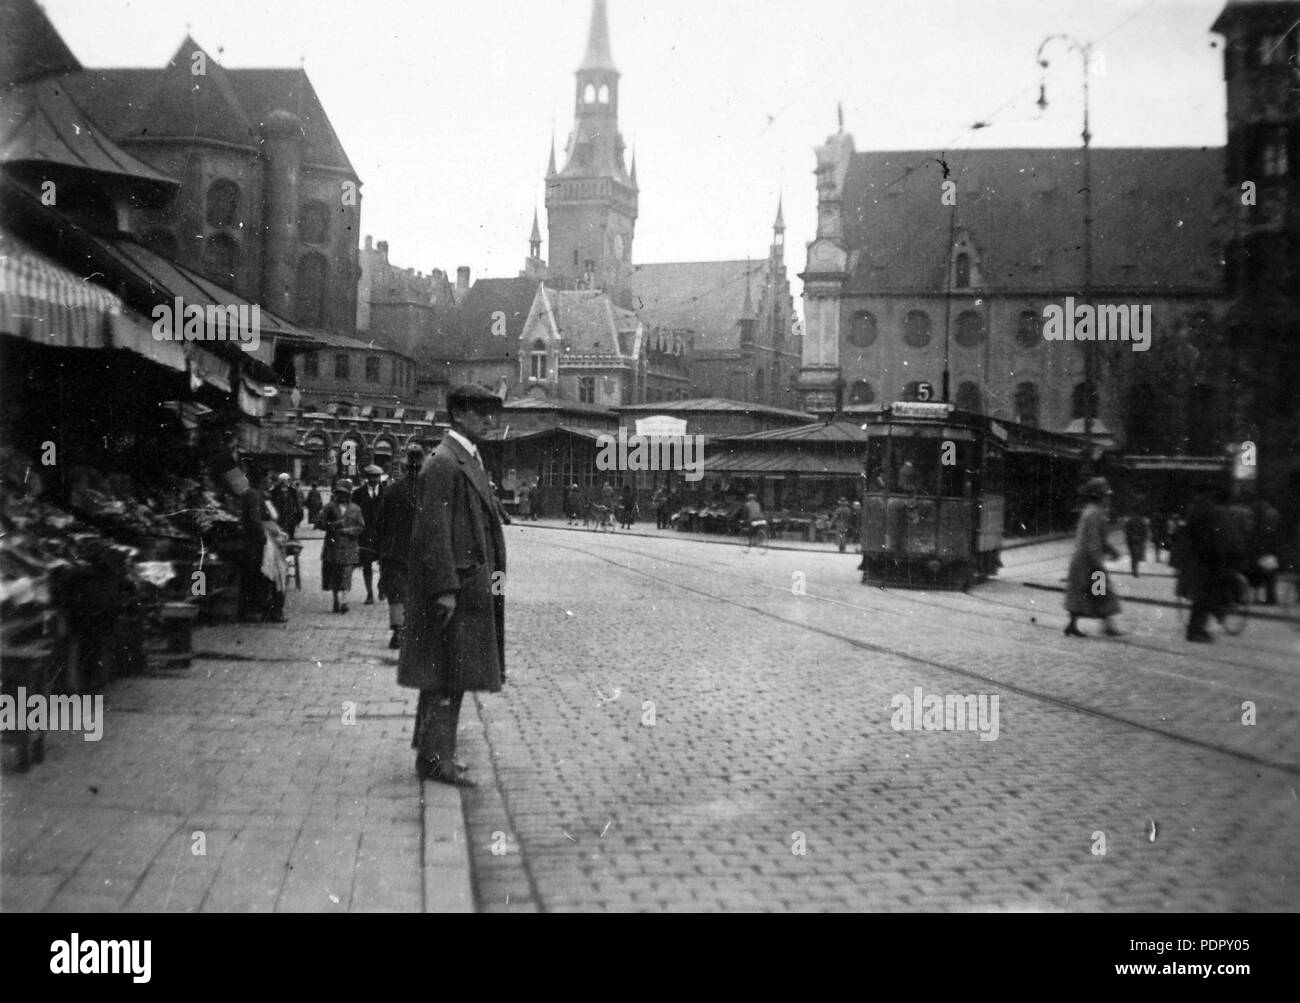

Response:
(545, 0), (638, 300)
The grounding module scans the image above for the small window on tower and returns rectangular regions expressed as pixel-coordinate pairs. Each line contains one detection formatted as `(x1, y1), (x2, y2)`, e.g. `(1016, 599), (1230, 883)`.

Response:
(584, 83), (596, 104)
(598, 84), (610, 104)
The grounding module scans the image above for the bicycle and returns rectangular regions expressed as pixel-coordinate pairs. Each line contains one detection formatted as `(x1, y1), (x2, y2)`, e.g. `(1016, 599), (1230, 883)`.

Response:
(746, 519), (769, 550)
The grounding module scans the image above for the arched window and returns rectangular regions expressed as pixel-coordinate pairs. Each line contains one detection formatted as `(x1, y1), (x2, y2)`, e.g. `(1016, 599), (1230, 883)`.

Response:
(903, 310), (932, 348)
(295, 254), (328, 328)
(142, 229), (178, 261)
(1016, 310), (1041, 348)
(1014, 382), (1040, 427)
(956, 381), (985, 414)
(955, 253), (971, 289)
(1072, 382), (1099, 421)
(530, 339), (548, 380)
(598, 84), (610, 104)
(847, 310), (878, 348)
(298, 201), (329, 245)
(201, 233), (239, 287)
(848, 380), (875, 406)
(205, 179), (239, 227)
(955, 310), (985, 348)
(584, 83), (596, 104)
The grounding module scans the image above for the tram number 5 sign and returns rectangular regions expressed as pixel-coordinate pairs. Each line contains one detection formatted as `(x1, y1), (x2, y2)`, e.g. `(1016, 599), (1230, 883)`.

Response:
(916, 382), (935, 402)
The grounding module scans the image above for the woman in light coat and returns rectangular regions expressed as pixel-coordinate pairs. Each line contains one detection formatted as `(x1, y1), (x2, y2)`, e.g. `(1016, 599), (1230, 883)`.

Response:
(1064, 478), (1123, 638)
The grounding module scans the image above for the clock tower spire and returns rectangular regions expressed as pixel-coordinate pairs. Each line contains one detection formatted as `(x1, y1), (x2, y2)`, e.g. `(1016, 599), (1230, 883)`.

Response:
(545, 0), (637, 300)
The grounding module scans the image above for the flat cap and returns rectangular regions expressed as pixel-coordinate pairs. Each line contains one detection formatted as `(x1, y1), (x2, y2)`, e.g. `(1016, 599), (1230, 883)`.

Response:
(363, 464), (384, 476)
(447, 384), (504, 412)
(334, 479), (354, 494)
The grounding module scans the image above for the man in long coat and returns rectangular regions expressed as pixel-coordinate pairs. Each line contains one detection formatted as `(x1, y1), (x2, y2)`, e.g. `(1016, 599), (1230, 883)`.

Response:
(375, 446), (424, 650)
(398, 385), (506, 788)
(352, 465), (386, 604)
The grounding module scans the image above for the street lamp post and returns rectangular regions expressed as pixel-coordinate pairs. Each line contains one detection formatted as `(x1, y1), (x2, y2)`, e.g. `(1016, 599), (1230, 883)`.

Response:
(1037, 34), (1096, 467)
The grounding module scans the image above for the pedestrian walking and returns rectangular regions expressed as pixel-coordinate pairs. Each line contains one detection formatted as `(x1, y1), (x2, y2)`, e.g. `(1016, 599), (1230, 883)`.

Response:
(269, 473), (303, 541)
(653, 486), (668, 529)
(618, 483), (637, 529)
(352, 465), (386, 604)
(1064, 478), (1123, 638)
(375, 446), (424, 650)
(305, 482), (323, 528)
(1250, 499), (1282, 605)
(238, 466), (288, 623)
(743, 492), (767, 547)
(518, 482), (532, 521)
(399, 385), (508, 788)
(832, 497), (852, 552)
(321, 479), (364, 614)
(1123, 511), (1149, 578)
(1174, 491), (1238, 643)
(564, 483), (583, 525)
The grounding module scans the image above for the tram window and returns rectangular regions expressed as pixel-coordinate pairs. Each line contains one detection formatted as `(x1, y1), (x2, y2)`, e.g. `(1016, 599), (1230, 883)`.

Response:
(982, 446), (1005, 495)
(936, 440), (977, 498)
(889, 441), (939, 495)
(864, 440), (889, 493)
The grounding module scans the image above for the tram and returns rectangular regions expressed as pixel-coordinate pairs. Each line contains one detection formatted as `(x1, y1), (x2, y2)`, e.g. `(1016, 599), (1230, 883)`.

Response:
(858, 402), (1083, 590)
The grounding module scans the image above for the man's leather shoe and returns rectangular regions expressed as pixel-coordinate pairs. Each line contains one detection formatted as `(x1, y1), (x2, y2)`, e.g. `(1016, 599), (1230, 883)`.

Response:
(419, 758), (476, 788)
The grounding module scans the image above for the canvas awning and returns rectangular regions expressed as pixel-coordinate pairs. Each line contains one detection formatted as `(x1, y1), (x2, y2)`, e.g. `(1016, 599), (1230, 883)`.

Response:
(704, 449), (864, 476)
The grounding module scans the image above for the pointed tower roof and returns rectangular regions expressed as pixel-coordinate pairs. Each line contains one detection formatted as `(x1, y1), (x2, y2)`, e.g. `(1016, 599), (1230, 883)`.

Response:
(530, 209), (542, 244)
(773, 195), (785, 233)
(579, 0), (617, 73)
(1, 0), (82, 88)
(630, 147), (638, 186)
(546, 134), (557, 177)
(137, 36), (255, 147)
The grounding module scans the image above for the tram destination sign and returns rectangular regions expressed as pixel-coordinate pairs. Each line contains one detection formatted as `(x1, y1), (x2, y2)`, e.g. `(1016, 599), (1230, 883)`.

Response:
(891, 402), (954, 419)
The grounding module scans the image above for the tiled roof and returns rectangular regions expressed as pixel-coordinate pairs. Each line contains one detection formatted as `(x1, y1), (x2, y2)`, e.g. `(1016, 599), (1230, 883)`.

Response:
(716, 419), (871, 444)
(0, 79), (177, 187)
(705, 449), (863, 476)
(434, 277), (538, 362)
(841, 148), (1227, 294)
(630, 260), (765, 351)
(57, 51), (358, 175)
(620, 397), (810, 419)
(503, 397), (618, 418)
(543, 288), (640, 356)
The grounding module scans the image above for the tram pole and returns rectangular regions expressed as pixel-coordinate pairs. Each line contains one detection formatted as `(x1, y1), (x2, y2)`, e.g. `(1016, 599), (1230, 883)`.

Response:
(1037, 33), (1097, 473)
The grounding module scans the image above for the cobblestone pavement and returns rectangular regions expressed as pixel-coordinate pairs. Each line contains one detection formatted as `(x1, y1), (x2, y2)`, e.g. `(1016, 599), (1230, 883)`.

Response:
(1, 533), (470, 913)
(466, 524), (1300, 912)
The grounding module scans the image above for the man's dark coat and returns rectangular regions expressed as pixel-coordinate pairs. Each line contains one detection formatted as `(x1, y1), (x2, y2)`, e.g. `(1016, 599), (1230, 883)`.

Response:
(398, 436), (506, 694)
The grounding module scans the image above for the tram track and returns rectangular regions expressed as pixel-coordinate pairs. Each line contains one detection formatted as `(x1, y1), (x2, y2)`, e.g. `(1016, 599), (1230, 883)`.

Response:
(529, 530), (1300, 777)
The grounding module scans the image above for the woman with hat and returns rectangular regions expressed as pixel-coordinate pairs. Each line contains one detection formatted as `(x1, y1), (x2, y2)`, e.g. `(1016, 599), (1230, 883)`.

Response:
(321, 478), (365, 614)
(1064, 477), (1123, 638)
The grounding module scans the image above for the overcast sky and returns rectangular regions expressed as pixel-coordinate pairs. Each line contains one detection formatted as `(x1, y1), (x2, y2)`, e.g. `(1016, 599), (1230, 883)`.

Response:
(42, 0), (1230, 301)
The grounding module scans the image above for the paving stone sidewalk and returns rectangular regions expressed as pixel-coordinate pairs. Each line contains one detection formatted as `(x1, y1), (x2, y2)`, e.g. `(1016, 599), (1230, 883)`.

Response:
(1, 537), (472, 913)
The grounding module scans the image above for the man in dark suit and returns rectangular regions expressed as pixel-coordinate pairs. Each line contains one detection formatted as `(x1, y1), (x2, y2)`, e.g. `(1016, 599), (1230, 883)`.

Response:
(398, 386), (507, 788)
(352, 464), (386, 604)
(375, 446), (425, 650)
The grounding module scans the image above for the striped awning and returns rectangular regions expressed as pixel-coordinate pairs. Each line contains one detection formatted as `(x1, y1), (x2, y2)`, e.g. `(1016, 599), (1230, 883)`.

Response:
(0, 234), (122, 348)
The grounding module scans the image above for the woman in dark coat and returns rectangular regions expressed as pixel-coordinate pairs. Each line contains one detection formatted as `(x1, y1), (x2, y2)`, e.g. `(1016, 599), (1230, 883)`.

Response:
(238, 467), (285, 622)
(320, 479), (365, 614)
(1064, 478), (1123, 638)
